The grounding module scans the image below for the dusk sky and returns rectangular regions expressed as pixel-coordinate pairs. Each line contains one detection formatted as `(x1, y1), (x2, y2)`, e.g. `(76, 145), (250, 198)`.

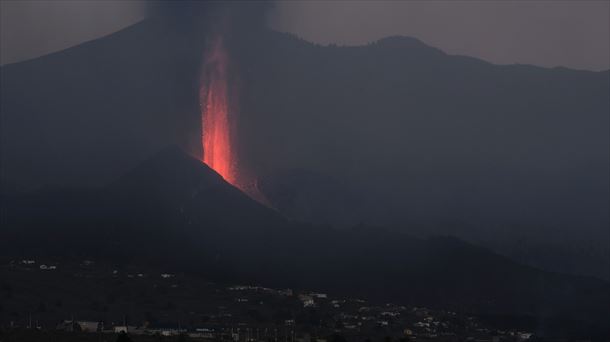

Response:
(1, 0), (608, 70)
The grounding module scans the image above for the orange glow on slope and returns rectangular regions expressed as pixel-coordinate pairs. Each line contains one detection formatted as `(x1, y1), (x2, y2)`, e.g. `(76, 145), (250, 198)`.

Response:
(200, 37), (235, 185)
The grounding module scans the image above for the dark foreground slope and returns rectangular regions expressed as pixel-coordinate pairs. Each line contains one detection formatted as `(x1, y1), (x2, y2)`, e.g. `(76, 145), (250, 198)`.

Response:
(1, 149), (608, 338)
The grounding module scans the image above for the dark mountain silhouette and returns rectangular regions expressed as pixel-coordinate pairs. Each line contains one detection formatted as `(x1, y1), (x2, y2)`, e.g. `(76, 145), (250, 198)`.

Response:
(1, 148), (609, 339)
(105, 146), (285, 230)
(232, 32), (610, 280)
(0, 17), (608, 281)
(0, 147), (287, 271)
(0, 20), (205, 190)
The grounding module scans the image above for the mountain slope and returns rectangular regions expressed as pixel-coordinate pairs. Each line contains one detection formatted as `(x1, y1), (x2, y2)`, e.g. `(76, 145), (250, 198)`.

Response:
(1, 17), (608, 280)
(232, 30), (610, 280)
(0, 20), (205, 190)
(1, 148), (609, 339)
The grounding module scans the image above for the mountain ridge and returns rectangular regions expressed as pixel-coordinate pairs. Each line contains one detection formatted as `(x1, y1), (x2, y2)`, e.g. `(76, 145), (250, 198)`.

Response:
(1, 16), (607, 285)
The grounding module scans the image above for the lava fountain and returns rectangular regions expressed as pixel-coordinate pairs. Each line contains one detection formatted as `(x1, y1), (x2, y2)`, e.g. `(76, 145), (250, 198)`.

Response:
(199, 35), (271, 206)
(200, 36), (236, 185)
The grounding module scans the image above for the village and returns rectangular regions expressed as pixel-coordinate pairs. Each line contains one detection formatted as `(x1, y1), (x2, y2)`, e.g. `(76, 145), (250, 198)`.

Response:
(1, 258), (537, 342)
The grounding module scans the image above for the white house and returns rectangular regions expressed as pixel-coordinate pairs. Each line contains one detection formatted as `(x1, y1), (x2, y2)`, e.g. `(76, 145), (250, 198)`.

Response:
(298, 294), (315, 307)
(114, 326), (128, 333)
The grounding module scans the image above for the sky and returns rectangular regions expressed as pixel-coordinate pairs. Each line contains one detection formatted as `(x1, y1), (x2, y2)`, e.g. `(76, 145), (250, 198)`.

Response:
(1, 0), (609, 70)
(0, 0), (146, 65)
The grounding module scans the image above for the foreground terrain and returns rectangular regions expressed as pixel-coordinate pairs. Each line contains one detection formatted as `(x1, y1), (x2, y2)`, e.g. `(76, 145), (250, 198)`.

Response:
(1, 149), (609, 341)
(1, 258), (549, 342)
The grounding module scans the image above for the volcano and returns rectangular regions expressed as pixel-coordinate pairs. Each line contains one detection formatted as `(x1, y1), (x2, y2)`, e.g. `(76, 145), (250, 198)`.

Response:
(0, 17), (608, 282)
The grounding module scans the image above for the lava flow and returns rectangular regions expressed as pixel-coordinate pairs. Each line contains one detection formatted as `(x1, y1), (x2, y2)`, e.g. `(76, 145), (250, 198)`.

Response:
(200, 36), (236, 185)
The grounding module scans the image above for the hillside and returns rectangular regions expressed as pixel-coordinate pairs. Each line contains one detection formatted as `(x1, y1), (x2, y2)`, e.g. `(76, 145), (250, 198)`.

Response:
(1, 148), (608, 339)
(0, 16), (608, 280)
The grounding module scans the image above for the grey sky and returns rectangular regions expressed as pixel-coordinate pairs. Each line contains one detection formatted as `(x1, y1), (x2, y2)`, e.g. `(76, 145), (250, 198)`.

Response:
(1, 0), (608, 70)
(0, 0), (146, 65)
(269, 1), (610, 71)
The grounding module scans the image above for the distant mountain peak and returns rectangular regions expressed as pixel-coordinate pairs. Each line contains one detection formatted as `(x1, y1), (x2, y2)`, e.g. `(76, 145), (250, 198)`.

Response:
(371, 35), (444, 54)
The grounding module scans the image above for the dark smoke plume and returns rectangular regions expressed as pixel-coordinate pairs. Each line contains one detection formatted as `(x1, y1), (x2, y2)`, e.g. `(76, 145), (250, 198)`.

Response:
(146, 0), (274, 33)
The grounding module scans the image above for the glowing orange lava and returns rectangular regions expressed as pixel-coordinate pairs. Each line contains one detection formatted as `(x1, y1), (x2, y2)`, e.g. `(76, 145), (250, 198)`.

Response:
(200, 37), (235, 184)
(199, 35), (271, 207)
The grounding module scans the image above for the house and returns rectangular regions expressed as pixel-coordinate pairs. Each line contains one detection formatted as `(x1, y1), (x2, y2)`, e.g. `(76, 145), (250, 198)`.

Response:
(333, 300), (345, 308)
(148, 325), (186, 336)
(40, 264), (57, 270)
(190, 327), (217, 339)
(56, 320), (78, 332)
(114, 326), (128, 333)
(77, 321), (100, 332)
(278, 288), (293, 296)
(189, 331), (214, 339)
(298, 294), (315, 307)
(414, 322), (429, 328)
(381, 311), (400, 317)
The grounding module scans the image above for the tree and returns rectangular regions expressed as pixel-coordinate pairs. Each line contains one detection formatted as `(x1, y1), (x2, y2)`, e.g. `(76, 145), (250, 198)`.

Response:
(116, 331), (133, 342)
(329, 333), (347, 342)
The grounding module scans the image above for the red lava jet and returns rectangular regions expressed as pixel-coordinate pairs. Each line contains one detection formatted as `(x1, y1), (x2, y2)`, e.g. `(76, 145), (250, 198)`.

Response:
(200, 36), (236, 185)
(199, 35), (271, 206)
